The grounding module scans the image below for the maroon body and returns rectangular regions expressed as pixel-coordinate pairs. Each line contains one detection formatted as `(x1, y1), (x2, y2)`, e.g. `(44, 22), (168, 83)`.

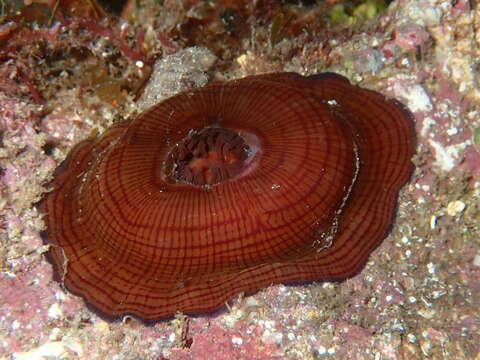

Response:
(38, 73), (415, 321)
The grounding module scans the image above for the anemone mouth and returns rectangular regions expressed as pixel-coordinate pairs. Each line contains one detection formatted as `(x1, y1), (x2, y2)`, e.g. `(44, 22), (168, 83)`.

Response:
(164, 127), (254, 186)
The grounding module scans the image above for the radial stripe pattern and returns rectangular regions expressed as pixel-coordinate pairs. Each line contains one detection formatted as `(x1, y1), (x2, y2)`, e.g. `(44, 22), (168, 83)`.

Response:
(38, 72), (415, 321)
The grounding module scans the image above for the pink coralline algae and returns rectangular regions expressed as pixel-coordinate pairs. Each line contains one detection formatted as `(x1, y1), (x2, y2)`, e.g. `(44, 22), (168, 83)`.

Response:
(393, 24), (431, 51)
(0, 93), (84, 356)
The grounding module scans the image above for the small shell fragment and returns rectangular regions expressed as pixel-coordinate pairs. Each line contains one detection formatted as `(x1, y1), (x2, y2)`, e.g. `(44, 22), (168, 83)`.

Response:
(446, 200), (466, 216)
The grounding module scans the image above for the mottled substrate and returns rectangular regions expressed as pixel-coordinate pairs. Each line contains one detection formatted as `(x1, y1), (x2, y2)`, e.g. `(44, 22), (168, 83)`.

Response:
(1, 0), (479, 359)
